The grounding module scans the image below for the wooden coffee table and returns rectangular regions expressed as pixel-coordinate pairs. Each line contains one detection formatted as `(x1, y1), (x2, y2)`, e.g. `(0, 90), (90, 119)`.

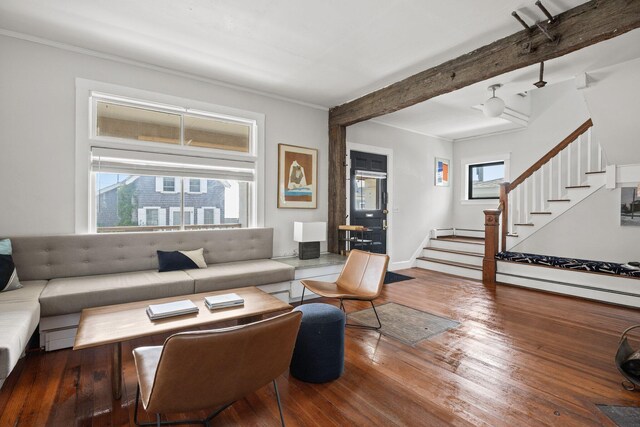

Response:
(74, 286), (292, 399)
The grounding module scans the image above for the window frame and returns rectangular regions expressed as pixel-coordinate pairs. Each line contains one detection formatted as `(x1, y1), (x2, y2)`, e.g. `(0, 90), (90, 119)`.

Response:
(467, 161), (505, 201)
(76, 79), (265, 233)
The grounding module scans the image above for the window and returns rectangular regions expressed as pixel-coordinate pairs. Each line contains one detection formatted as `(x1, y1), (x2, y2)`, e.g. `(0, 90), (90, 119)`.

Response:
(189, 179), (201, 193)
(94, 98), (253, 154)
(355, 177), (379, 210)
(163, 177), (176, 192)
(146, 209), (159, 226)
(95, 173), (248, 233)
(468, 161), (505, 200)
(81, 85), (264, 234)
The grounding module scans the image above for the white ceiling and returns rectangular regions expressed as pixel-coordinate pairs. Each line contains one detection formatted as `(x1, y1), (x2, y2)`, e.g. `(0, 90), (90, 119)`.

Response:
(1, 0), (639, 140)
(376, 29), (640, 140)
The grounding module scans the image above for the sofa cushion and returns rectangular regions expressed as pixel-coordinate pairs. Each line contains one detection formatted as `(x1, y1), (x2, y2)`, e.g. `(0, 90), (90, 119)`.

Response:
(187, 260), (294, 293)
(0, 280), (46, 382)
(39, 270), (195, 317)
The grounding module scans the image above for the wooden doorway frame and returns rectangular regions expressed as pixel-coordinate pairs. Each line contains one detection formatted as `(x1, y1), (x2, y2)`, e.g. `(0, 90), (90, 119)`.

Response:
(346, 142), (394, 263)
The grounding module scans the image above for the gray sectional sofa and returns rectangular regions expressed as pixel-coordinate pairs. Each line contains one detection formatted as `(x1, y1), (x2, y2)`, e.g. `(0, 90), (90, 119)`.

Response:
(0, 227), (294, 388)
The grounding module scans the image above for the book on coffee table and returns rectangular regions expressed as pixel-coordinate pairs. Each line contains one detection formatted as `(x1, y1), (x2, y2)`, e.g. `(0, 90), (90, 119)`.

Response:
(146, 299), (199, 320)
(205, 293), (244, 310)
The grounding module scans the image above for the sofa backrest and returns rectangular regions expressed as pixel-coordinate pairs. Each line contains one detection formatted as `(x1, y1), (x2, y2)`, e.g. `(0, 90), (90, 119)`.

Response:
(9, 228), (274, 281)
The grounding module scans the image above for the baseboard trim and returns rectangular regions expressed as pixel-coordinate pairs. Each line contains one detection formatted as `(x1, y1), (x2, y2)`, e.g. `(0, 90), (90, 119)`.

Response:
(389, 260), (414, 271)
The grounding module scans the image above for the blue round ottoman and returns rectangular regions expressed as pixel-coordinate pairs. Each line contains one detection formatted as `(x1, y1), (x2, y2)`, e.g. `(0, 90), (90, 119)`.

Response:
(290, 303), (346, 383)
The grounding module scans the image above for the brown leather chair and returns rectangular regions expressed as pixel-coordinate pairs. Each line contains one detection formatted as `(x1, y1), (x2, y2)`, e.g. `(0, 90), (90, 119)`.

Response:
(131, 311), (302, 427)
(300, 249), (389, 330)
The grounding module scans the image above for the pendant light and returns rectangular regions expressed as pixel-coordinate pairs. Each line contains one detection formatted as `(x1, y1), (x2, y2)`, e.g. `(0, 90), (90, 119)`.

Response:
(483, 84), (505, 118)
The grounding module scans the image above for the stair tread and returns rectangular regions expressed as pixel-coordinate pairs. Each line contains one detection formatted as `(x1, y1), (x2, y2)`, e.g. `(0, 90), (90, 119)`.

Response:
(585, 171), (606, 174)
(548, 199), (571, 202)
(566, 185), (590, 189)
(514, 223), (535, 226)
(434, 236), (485, 245)
(417, 257), (483, 270)
(423, 247), (484, 257)
(530, 212), (552, 215)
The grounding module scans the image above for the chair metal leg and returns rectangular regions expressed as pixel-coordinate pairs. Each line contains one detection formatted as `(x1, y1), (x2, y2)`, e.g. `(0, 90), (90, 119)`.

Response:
(341, 299), (382, 330)
(135, 382), (232, 426)
(300, 286), (306, 305)
(273, 379), (285, 427)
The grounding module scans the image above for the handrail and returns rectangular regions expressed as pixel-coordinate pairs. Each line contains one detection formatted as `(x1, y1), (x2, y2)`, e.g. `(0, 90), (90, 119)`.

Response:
(508, 119), (593, 192)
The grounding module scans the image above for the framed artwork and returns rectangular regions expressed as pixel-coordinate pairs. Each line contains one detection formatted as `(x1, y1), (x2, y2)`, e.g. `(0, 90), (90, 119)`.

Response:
(278, 144), (318, 208)
(435, 158), (450, 187)
(621, 185), (640, 226)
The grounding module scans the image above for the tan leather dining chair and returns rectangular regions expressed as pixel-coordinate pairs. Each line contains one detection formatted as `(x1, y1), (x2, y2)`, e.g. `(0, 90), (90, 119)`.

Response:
(132, 311), (302, 427)
(300, 249), (389, 330)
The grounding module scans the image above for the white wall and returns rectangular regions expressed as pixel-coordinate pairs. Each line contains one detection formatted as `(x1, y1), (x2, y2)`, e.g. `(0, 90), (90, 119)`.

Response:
(346, 121), (453, 268)
(452, 80), (591, 229)
(582, 57), (640, 166)
(512, 186), (640, 263)
(0, 35), (328, 257)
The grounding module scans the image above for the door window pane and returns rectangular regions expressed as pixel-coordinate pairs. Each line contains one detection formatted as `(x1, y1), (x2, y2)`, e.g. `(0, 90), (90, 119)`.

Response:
(468, 162), (505, 199)
(355, 178), (379, 210)
(96, 102), (180, 145)
(184, 115), (250, 153)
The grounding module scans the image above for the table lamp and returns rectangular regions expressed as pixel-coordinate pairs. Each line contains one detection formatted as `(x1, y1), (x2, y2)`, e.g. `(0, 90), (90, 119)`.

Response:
(293, 222), (326, 260)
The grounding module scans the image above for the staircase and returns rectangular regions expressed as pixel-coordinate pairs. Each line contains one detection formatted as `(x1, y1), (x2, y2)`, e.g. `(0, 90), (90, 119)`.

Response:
(417, 119), (607, 281)
(503, 119), (606, 249)
(417, 230), (484, 280)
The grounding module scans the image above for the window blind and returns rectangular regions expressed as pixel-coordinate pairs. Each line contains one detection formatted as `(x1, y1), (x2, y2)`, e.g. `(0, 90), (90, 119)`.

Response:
(91, 147), (255, 182)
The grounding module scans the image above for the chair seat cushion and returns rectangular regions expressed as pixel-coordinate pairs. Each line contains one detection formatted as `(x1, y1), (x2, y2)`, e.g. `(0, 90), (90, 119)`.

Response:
(39, 270), (194, 316)
(300, 279), (375, 299)
(0, 280), (46, 381)
(187, 260), (294, 293)
(132, 345), (163, 409)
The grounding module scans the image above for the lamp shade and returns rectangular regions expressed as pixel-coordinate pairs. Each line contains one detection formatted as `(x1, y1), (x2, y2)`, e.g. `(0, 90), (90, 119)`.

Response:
(293, 222), (326, 242)
(483, 96), (505, 117)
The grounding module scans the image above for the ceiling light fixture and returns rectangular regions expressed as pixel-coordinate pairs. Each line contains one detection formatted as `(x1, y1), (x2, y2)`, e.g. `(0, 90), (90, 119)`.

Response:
(483, 84), (505, 118)
(534, 61), (547, 88)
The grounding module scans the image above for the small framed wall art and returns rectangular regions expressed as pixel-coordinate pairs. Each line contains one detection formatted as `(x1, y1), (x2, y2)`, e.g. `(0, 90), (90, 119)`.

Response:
(278, 144), (318, 208)
(435, 157), (450, 187)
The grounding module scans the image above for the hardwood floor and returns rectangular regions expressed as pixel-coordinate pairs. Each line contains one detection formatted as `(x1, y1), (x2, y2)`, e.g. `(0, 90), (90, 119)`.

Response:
(2, 268), (640, 426)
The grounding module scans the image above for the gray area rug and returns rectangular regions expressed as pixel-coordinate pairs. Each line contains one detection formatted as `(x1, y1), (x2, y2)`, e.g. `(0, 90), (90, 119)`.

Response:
(349, 302), (459, 345)
(597, 405), (640, 426)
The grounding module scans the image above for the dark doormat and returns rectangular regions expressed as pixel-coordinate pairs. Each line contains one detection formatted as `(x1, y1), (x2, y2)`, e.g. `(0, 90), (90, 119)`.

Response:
(384, 271), (414, 284)
(597, 405), (640, 426)
(348, 302), (459, 345)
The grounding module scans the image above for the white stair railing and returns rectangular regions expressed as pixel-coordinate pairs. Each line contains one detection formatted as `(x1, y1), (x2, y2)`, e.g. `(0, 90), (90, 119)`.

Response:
(497, 120), (605, 249)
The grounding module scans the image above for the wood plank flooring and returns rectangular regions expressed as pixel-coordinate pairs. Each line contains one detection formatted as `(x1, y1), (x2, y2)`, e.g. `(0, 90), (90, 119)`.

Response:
(2, 268), (640, 426)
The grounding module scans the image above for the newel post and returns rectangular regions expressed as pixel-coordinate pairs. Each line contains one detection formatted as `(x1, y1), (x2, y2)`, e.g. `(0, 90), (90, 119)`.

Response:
(483, 209), (501, 285)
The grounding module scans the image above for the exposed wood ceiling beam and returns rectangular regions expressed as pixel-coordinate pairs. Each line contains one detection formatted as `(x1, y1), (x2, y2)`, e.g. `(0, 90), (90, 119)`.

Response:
(329, 0), (640, 127)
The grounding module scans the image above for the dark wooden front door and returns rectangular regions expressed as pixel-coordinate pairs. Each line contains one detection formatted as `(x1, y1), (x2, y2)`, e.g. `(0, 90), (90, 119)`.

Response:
(349, 150), (387, 254)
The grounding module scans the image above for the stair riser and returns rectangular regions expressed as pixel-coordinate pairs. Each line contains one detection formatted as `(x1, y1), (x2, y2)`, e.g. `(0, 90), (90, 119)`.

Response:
(421, 249), (483, 267)
(429, 239), (485, 253)
(497, 273), (640, 309)
(416, 259), (482, 280)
